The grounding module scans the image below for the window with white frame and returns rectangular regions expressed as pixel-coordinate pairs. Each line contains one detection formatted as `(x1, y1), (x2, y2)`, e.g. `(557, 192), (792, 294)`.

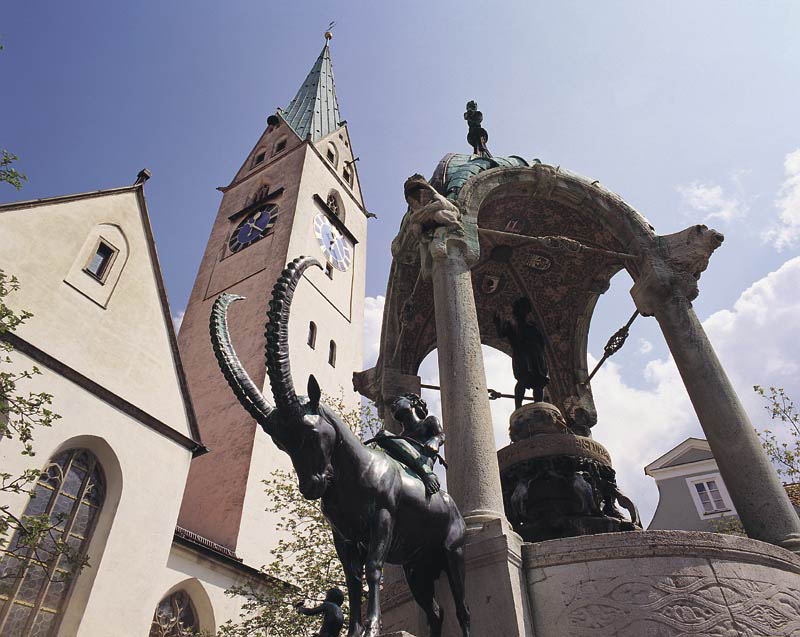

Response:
(687, 473), (732, 517)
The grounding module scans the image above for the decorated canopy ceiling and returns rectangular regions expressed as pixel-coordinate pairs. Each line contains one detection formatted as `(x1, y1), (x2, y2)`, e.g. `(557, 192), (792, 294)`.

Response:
(359, 155), (657, 432)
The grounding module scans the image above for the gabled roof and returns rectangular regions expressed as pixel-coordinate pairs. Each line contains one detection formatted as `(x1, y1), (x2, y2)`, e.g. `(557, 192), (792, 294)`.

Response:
(0, 177), (205, 455)
(644, 437), (713, 476)
(281, 41), (341, 142)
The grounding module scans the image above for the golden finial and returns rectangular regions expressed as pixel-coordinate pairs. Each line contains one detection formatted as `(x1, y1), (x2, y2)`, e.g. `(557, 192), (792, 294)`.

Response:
(325, 21), (335, 41)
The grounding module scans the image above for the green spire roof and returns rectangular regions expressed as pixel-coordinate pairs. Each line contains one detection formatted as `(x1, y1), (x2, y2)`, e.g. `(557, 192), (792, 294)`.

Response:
(282, 42), (341, 142)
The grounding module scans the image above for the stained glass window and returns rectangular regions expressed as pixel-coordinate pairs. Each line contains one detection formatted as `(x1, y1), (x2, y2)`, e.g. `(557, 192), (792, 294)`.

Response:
(0, 449), (105, 636)
(149, 590), (199, 637)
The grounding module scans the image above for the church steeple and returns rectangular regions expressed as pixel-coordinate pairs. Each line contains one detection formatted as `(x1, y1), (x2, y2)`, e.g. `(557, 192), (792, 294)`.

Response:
(281, 38), (341, 142)
(176, 35), (367, 562)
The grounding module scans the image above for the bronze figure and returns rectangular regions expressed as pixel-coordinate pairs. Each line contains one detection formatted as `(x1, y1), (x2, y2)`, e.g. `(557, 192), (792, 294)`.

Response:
(210, 257), (470, 637)
(494, 297), (550, 409)
(295, 588), (345, 637)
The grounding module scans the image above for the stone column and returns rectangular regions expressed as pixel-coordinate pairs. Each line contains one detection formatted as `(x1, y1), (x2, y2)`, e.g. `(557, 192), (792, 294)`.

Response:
(381, 175), (534, 636)
(421, 224), (505, 525)
(632, 225), (800, 554)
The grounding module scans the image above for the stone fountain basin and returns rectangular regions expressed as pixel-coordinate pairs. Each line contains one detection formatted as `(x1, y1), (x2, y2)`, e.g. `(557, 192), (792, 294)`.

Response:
(524, 530), (800, 636)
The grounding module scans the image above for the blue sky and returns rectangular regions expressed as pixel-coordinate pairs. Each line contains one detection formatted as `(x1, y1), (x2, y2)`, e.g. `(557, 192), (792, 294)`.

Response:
(4, 1), (800, 521)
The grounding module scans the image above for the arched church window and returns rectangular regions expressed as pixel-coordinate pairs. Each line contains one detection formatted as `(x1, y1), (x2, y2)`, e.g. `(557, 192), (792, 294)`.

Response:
(252, 150), (266, 167)
(307, 321), (317, 349)
(326, 193), (339, 217)
(273, 138), (286, 156)
(328, 340), (337, 368)
(326, 142), (338, 168)
(343, 164), (353, 187)
(0, 449), (105, 637)
(149, 590), (199, 637)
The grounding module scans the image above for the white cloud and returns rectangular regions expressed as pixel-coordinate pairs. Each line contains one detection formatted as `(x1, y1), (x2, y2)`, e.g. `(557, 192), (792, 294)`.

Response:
(358, 258), (800, 527)
(637, 338), (653, 354)
(677, 180), (745, 223)
(762, 149), (800, 251)
(362, 295), (385, 369)
(172, 310), (185, 333)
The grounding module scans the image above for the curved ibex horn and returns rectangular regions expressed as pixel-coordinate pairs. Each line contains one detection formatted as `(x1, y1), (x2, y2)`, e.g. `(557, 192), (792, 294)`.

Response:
(210, 294), (275, 427)
(265, 256), (323, 422)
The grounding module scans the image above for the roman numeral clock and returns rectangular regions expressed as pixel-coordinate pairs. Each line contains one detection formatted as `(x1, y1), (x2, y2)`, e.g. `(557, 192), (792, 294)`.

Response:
(314, 212), (353, 272)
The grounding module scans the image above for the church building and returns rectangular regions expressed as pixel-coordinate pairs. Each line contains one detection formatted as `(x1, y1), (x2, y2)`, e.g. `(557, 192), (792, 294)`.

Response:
(0, 35), (367, 636)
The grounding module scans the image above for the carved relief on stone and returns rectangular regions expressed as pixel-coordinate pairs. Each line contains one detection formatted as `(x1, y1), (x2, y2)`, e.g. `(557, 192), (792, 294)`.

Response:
(632, 224), (724, 316)
(560, 574), (800, 636)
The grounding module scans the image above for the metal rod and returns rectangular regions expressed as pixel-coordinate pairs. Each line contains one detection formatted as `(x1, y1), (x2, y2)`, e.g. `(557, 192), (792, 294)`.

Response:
(420, 383), (535, 402)
(585, 310), (640, 384)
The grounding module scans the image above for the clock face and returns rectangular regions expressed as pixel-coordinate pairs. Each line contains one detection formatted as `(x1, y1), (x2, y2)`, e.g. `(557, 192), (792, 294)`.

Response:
(314, 213), (353, 272)
(229, 205), (277, 254)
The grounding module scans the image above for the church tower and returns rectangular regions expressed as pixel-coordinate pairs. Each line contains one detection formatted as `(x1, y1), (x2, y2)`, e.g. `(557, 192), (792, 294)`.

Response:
(176, 35), (368, 563)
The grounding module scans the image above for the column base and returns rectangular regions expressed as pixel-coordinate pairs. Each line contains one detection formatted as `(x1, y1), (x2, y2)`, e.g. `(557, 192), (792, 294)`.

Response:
(380, 517), (534, 636)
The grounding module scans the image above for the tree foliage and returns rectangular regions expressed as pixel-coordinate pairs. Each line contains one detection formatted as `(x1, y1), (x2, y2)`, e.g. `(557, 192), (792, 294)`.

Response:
(0, 150), (27, 191)
(216, 396), (382, 637)
(754, 385), (800, 483)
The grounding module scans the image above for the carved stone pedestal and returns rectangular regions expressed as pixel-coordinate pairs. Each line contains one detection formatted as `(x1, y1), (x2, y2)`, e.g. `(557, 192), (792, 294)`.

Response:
(380, 518), (534, 636)
(524, 531), (800, 636)
(498, 403), (639, 542)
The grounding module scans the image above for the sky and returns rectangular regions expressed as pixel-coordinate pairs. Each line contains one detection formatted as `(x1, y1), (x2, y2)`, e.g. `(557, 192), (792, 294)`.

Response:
(3, 1), (800, 524)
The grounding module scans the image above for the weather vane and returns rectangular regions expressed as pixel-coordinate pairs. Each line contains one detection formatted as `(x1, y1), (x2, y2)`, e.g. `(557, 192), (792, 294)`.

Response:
(325, 21), (336, 40)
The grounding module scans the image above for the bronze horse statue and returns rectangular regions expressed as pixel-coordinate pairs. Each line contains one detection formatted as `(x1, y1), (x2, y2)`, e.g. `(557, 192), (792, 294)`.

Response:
(210, 256), (470, 637)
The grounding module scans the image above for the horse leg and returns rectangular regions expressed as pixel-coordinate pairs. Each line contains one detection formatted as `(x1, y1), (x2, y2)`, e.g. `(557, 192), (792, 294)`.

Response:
(333, 532), (364, 637)
(443, 545), (470, 637)
(403, 559), (444, 637)
(363, 508), (393, 637)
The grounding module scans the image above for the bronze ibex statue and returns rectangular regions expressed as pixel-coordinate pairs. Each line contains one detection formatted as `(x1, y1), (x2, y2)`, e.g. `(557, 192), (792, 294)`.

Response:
(210, 256), (470, 637)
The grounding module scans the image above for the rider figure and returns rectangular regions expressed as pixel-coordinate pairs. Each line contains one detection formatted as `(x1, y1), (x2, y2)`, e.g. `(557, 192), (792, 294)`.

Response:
(373, 393), (445, 496)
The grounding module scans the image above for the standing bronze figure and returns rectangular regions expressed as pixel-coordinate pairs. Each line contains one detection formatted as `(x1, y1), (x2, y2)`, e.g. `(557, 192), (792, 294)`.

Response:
(210, 257), (470, 637)
(494, 297), (550, 409)
(295, 588), (345, 637)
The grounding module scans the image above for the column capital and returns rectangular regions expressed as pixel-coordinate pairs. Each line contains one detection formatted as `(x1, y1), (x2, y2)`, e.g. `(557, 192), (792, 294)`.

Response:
(631, 224), (724, 316)
(391, 174), (480, 278)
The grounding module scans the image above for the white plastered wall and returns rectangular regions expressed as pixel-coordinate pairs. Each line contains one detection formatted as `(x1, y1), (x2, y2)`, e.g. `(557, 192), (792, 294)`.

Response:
(0, 190), (192, 436)
(0, 356), (191, 636)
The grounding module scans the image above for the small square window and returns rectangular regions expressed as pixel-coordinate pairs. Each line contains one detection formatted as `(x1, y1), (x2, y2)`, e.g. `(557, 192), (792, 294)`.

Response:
(254, 151), (266, 166)
(84, 241), (117, 282)
(325, 263), (334, 279)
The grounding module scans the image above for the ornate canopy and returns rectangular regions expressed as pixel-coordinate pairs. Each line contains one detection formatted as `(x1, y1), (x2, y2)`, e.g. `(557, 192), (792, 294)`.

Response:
(357, 154), (659, 431)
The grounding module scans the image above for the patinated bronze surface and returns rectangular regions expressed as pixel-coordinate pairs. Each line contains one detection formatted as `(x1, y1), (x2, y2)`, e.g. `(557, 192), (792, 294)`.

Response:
(464, 100), (491, 158)
(295, 588), (345, 637)
(211, 257), (470, 637)
(369, 393), (446, 496)
(494, 297), (550, 408)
